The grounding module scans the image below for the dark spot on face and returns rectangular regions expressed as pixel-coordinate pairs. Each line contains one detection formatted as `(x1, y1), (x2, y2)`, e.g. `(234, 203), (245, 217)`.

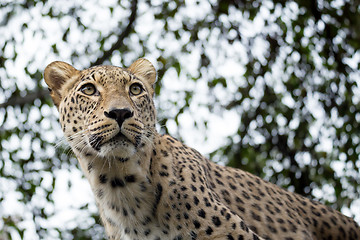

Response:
(118, 157), (129, 162)
(99, 174), (108, 184)
(160, 171), (169, 177)
(152, 183), (163, 214)
(212, 216), (221, 227)
(124, 175), (136, 183)
(206, 226), (213, 235)
(87, 162), (93, 172)
(227, 234), (234, 240)
(193, 220), (201, 229)
(111, 178), (125, 188)
(123, 208), (128, 216)
(190, 231), (197, 240)
(193, 196), (199, 205)
(198, 209), (206, 218)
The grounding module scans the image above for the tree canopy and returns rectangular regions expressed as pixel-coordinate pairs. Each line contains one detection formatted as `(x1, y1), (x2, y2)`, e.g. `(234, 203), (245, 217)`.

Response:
(1, 0), (359, 239)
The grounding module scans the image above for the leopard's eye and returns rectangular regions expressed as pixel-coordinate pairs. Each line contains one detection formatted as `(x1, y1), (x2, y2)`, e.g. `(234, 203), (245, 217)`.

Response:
(129, 83), (143, 95)
(80, 83), (97, 96)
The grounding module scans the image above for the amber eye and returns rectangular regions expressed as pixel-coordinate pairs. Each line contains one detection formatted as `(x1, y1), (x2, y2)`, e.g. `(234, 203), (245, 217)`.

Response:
(129, 83), (143, 95)
(80, 83), (97, 96)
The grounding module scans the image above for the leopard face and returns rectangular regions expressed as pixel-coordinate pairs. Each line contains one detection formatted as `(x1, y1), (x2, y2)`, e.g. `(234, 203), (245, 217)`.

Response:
(44, 59), (157, 160)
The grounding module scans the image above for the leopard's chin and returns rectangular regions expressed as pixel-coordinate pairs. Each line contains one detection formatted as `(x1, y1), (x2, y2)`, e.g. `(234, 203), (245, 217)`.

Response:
(98, 135), (136, 159)
(88, 129), (135, 150)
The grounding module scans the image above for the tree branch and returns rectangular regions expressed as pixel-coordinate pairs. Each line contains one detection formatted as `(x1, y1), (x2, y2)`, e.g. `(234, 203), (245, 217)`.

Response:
(91, 0), (138, 66)
(0, 89), (49, 109)
(0, 0), (138, 109)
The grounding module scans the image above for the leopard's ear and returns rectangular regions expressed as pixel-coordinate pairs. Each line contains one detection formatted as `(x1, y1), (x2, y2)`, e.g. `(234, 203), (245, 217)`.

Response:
(128, 58), (156, 86)
(44, 61), (79, 108)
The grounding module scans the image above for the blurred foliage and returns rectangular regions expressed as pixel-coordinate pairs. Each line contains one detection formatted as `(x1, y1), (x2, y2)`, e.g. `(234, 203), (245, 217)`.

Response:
(0, 0), (360, 239)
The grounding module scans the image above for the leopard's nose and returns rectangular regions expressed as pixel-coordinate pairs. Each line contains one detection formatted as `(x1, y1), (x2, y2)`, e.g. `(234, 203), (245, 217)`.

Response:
(104, 108), (133, 128)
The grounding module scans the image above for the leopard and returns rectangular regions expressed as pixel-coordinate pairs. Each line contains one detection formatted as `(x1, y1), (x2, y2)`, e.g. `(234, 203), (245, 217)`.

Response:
(44, 58), (360, 240)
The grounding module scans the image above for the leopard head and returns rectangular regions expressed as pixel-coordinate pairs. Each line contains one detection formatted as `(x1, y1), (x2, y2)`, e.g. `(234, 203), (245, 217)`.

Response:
(44, 59), (157, 159)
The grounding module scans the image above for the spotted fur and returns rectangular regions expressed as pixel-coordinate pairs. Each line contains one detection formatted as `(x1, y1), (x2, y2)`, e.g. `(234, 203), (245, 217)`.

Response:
(44, 58), (360, 240)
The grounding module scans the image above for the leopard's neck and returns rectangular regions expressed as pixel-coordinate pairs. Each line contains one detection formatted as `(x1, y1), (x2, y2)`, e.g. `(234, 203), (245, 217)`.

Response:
(72, 135), (176, 239)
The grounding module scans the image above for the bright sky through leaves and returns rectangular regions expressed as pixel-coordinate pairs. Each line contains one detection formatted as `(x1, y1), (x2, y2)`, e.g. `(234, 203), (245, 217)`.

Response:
(1, 0), (359, 239)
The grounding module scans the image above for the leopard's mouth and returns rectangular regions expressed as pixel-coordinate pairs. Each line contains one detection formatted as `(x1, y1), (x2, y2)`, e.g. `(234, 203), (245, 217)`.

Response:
(89, 134), (104, 151)
(89, 132), (130, 151)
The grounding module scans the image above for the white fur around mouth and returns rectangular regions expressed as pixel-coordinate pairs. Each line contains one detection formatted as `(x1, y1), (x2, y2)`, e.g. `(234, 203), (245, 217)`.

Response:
(89, 134), (104, 151)
(100, 139), (136, 159)
(89, 131), (131, 151)
(89, 132), (136, 159)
